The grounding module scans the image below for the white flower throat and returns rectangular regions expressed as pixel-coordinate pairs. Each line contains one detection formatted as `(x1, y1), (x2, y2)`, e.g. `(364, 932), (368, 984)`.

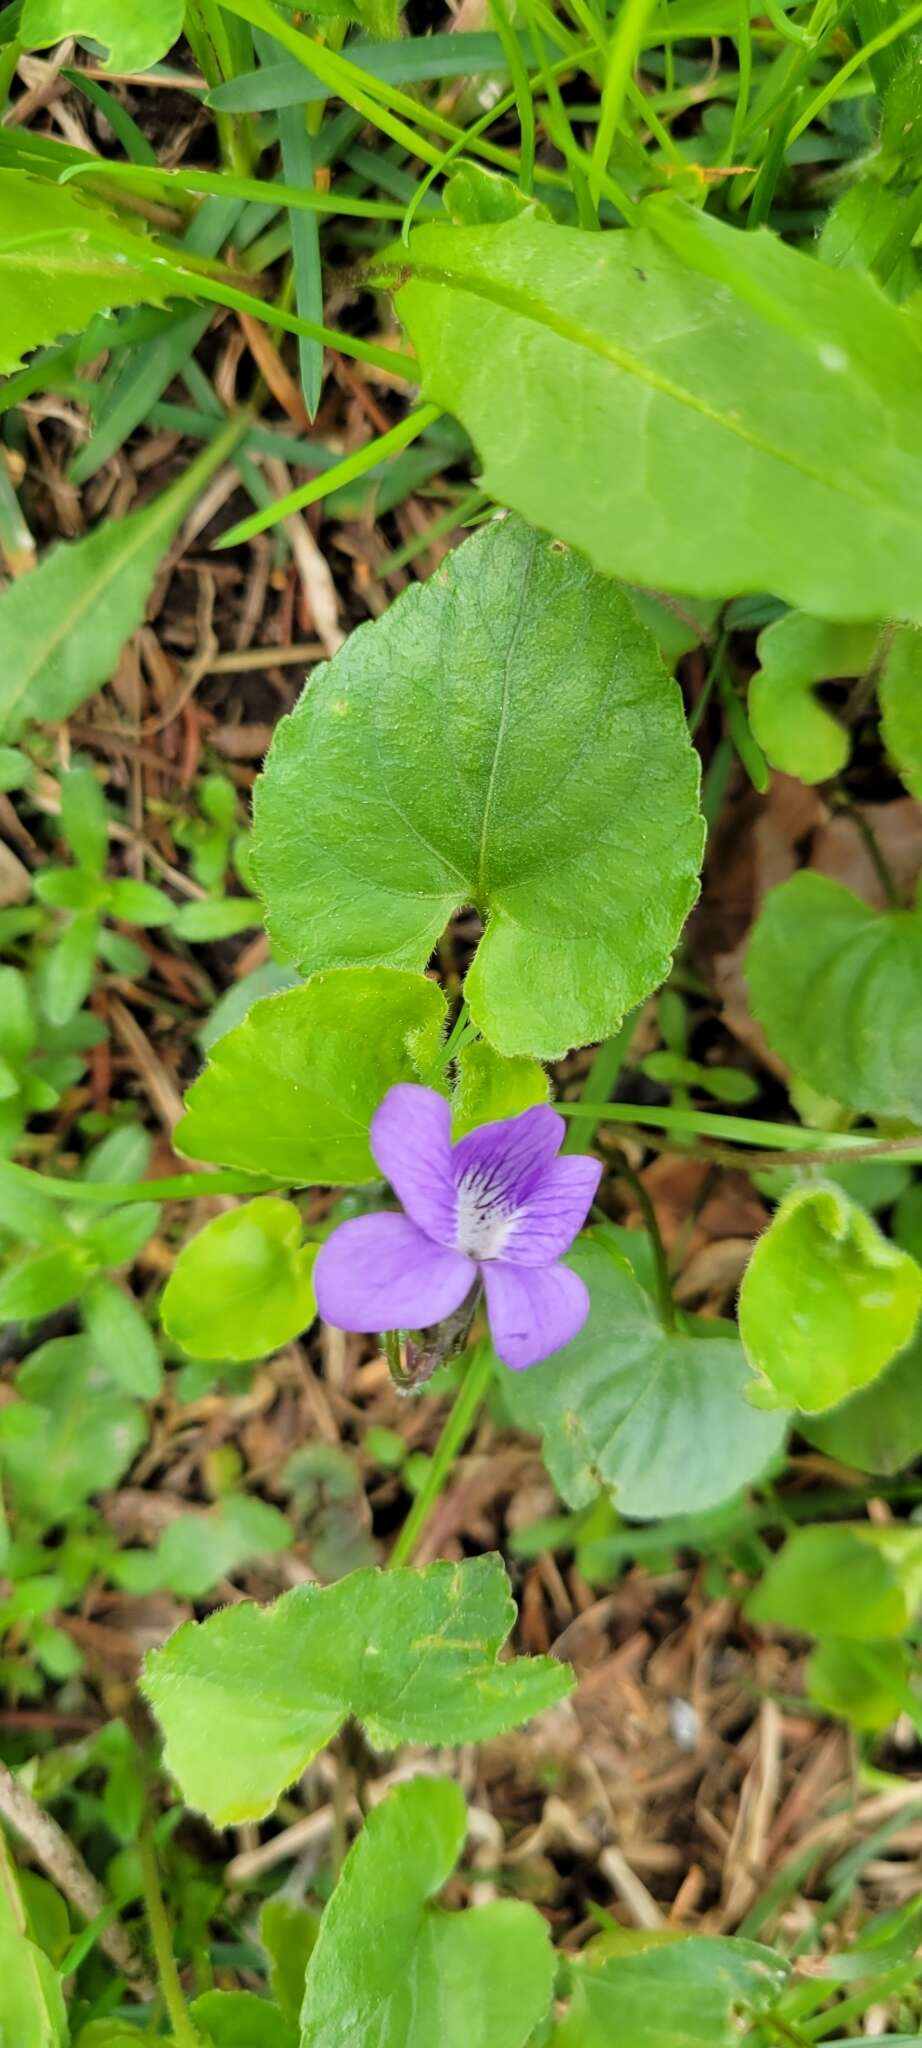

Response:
(455, 1170), (518, 1260)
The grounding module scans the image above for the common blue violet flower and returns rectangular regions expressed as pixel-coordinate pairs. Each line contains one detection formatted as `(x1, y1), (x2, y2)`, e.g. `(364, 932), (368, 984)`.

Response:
(314, 1084), (602, 1371)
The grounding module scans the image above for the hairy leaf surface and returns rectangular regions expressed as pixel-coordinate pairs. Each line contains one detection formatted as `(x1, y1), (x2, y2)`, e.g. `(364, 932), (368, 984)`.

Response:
(143, 1554), (571, 1822)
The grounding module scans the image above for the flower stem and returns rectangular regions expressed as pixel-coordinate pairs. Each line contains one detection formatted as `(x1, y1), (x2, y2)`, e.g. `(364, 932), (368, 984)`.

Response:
(388, 1344), (494, 1570)
(610, 1150), (676, 1333)
(423, 999), (475, 1085)
(0, 1161), (281, 1206)
(561, 1012), (636, 1154)
(137, 1827), (200, 2048)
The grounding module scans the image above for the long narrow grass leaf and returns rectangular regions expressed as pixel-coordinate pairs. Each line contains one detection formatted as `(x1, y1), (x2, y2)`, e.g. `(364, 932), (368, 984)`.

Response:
(215, 402), (442, 546)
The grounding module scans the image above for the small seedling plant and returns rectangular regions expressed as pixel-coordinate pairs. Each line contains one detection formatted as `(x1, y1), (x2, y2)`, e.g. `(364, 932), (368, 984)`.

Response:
(2, 0), (922, 2040)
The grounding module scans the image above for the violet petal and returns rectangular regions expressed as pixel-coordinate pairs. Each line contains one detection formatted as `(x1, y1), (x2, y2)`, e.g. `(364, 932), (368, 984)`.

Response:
(315, 1213), (475, 1333)
(370, 1083), (457, 1245)
(501, 1155), (602, 1267)
(483, 1259), (590, 1371)
(451, 1103), (565, 1212)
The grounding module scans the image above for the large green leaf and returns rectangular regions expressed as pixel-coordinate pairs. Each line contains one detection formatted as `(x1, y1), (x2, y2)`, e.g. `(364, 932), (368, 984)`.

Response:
(20, 0), (184, 70)
(802, 1327), (922, 1475)
(738, 1186), (922, 1413)
(503, 1238), (786, 1519)
(161, 1199), (318, 1362)
(746, 872), (922, 1121)
(0, 432), (235, 740)
(551, 1933), (787, 2047)
(371, 197), (922, 621)
(0, 169), (191, 377)
(300, 1777), (555, 2048)
(142, 1554), (572, 1823)
(175, 968), (446, 1181)
(253, 517), (703, 1061)
(747, 1523), (922, 1640)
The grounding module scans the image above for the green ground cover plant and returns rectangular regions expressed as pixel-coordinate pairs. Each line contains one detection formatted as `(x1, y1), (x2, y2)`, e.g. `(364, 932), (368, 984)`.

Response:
(2, 0), (922, 2036)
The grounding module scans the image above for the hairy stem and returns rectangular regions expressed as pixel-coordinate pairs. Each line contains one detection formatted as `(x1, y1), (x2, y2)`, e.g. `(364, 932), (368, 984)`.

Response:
(138, 1827), (200, 2047)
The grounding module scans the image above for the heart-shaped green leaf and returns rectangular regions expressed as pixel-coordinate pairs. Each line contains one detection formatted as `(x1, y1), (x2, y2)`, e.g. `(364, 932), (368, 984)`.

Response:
(253, 517), (703, 1061)
(175, 967), (446, 1181)
(142, 1554), (572, 1823)
(300, 1776), (555, 2048)
(161, 1199), (318, 1362)
(503, 1238), (787, 1519)
(746, 872), (922, 1120)
(739, 1186), (922, 1412)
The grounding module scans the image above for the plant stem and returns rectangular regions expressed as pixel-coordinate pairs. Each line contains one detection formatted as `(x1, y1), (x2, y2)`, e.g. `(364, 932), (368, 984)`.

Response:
(0, 1161), (281, 1205)
(561, 1012), (636, 1154)
(423, 999), (473, 1085)
(388, 1345), (494, 1569)
(556, 1100), (922, 1157)
(610, 1150), (675, 1331)
(138, 1827), (200, 2048)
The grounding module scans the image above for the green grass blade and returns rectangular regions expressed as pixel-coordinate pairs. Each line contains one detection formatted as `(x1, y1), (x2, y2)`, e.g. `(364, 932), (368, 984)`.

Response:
(215, 402), (442, 545)
(208, 30), (536, 111)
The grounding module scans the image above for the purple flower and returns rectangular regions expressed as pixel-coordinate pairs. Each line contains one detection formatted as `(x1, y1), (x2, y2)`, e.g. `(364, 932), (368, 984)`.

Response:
(314, 1084), (602, 1371)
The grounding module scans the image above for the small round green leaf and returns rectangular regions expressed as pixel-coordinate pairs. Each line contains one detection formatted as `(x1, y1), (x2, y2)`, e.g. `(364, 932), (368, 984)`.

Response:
(747, 1522), (922, 1640)
(81, 1276), (163, 1398)
(161, 1199), (317, 1362)
(746, 872), (922, 1120)
(20, 0), (184, 73)
(739, 1186), (922, 1413)
(189, 1990), (295, 2048)
(0, 1336), (145, 1519)
(176, 967), (446, 1182)
(748, 612), (878, 784)
(451, 1040), (548, 1136)
(253, 517), (703, 1061)
(503, 1237), (787, 1519)
(807, 1638), (908, 1732)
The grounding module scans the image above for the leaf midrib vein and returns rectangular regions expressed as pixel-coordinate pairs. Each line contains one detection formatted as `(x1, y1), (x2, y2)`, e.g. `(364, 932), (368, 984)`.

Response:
(396, 258), (919, 529)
